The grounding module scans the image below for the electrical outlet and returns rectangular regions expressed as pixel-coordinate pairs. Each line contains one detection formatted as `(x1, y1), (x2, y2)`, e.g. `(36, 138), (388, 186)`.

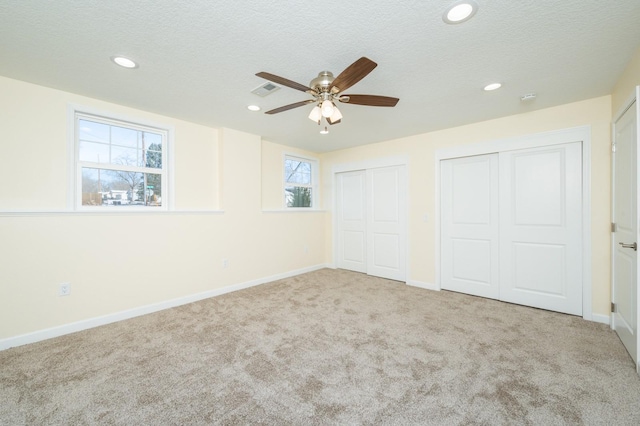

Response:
(222, 259), (229, 269)
(59, 283), (71, 296)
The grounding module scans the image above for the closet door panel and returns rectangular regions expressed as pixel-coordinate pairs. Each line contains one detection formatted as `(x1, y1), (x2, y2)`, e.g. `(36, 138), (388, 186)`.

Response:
(367, 166), (406, 281)
(441, 154), (500, 299)
(499, 142), (583, 315)
(336, 170), (367, 273)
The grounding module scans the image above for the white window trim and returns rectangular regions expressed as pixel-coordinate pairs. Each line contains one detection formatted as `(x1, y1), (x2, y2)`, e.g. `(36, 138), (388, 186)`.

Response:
(283, 153), (319, 210)
(67, 104), (175, 212)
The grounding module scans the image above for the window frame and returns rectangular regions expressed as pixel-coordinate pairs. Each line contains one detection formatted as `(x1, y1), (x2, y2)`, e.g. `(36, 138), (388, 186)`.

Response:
(69, 106), (173, 212)
(283, 153), (319, 209)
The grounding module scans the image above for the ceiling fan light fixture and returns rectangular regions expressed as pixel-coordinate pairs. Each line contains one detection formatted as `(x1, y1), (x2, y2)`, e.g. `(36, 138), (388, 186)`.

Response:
(247, 105), (261, 111)
(321, 100), (335, 118)
(320, 127), (329, 135)
(308, 105), (322, 122)
(329, 106), (342, 122)
(443, 0), (478, 24)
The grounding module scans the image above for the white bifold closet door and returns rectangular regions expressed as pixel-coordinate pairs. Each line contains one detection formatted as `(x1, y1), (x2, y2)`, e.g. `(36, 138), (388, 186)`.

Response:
(440, 154), (500, 299)
(336, 170), (367, 273)
(337, 166), (406, 281)
(499, 143), (582, 315)
(441, 142), (583, 316)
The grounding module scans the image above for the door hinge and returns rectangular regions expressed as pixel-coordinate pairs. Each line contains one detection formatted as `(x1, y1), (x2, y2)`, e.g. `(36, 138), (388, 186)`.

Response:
(611, 223), (617, 232)
(611, 302), (616, 313)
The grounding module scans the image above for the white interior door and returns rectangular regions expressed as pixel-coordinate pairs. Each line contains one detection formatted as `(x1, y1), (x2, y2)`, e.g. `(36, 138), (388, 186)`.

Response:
(441, 154), (500, 299)
(499, 142), (583, 315)
(336, 170), (367, 273)
(336, 165), (407, 281)
(612, 98), (638, 366)
(366, 166), (407, 281)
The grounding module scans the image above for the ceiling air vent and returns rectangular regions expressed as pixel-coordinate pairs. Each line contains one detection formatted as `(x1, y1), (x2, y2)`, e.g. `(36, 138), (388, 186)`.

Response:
(251, 82), (280, 97)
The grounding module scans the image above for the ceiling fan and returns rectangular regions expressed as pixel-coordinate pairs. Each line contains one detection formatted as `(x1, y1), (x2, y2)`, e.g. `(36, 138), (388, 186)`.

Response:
(255, 57), (399, 127)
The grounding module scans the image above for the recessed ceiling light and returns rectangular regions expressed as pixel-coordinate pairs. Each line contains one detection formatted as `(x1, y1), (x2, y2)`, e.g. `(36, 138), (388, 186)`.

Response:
(247, 105), (261, 111)
(111, 56), (138, 69)
(484, 83), (502, 91)
(443, 0), (478, 24)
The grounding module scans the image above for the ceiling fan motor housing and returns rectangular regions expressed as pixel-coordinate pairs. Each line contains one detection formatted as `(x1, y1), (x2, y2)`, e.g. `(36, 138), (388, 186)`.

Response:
(310, 71), (334, 92)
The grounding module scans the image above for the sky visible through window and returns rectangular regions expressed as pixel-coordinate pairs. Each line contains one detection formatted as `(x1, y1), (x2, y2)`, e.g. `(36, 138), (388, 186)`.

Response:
(78, 119), (162, 168)
(285, 158), (311, 185)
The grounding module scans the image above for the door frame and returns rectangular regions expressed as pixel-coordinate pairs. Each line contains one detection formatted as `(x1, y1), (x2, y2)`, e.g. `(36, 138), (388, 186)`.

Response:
(332, 155), (410, 283)
(611, 86), (640, 372)
(435, 126), (593, 321)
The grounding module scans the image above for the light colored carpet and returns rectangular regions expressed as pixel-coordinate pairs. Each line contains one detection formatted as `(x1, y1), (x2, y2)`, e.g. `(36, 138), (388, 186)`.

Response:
(1, 268), (639, 425)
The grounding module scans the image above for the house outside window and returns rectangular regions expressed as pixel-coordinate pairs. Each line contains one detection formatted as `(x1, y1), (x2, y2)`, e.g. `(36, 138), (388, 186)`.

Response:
(284, 155), (318, 208)
(73, 111), (169, 210)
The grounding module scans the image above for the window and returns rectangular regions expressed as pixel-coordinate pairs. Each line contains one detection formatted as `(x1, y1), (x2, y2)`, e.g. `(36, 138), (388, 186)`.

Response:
(284, 155), (317, 208)
(74, 112), (168, 210)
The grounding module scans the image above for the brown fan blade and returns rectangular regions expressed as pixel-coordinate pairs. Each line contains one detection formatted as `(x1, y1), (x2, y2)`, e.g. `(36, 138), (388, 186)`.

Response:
(256, 72), (312, 93)
(265, 99), (315, 115)
(326, 117), (341, 125)
(339, 94), (399, 107)
(329, 57), (377, 93)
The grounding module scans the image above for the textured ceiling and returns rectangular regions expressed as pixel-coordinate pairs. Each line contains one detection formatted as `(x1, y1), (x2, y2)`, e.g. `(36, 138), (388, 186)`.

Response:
(1, 0), (639, 153)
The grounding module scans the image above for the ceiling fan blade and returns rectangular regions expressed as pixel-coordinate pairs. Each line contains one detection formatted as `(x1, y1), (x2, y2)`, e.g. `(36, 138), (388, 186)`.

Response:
(339, 94), (399, 107)
(265, 99), (315, 115)
(329, 57), (377, 93)
(326, 117), (342, 125)
(256, 72), (312, 92)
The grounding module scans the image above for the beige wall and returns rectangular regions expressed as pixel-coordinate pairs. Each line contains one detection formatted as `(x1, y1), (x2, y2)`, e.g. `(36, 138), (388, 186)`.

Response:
(612, 46), (640, 115)
(321, 96), (612, 316)
(0, 77), (326, 341)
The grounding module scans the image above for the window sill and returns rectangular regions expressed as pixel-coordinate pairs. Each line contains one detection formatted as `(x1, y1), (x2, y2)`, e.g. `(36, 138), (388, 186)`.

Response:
(0, 209), (225, 217)
(262, 209), (326, 213)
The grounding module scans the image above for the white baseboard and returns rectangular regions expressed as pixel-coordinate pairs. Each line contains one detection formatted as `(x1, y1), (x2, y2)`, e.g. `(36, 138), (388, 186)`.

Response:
(406, 280), (439, 291)
(590, 313), (610, 325)
(0, 263), (329, 351)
